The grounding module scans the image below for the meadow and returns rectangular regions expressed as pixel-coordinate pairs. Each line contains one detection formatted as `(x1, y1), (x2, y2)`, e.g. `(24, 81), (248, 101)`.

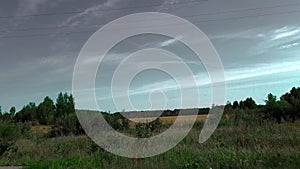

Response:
(1, 87), (300, 168)
(129, 114), (207, 127)
(0, 110), (299, 169)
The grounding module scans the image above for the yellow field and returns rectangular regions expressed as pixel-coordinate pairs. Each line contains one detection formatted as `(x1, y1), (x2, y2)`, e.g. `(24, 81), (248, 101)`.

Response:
(31, 115), (208, 134)
(31, 125), (54, 134)
(129, 114), (207, 127)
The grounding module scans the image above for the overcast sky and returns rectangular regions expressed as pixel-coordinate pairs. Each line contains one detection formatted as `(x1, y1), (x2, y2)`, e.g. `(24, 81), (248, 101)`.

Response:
(1, 0), (300, 112)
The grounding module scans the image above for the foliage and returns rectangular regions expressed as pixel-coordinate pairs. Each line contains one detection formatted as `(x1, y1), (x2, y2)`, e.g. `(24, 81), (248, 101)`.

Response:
(0, 120), (31, 156)
(0, 87), (300, 168)
(135, 123), (151, 138)
(232, 101), (239, 109)
(37, 97), (55, 125)
(280, 87), (300, 122)
(0, 121), (17, 155)
(1, 114), (299, 169)
(55, 92), (75, 118)
(230, 97), (257, 110)
(264, 89), (300, 123)
(9, 107), (16, 117)
(14, 102), (37, 123)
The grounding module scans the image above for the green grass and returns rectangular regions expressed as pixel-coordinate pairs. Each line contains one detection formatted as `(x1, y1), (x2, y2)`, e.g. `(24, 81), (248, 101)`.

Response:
(1, 112), (299, 169)
(27, 155), (103, 169)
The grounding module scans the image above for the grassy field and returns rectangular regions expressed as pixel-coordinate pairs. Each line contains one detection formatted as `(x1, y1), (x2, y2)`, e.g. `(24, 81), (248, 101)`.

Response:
(31, 125), (54, 134)
(0, 113), (299, 169)
(129, 115), (207, 127)
(30, 115), (208, 134)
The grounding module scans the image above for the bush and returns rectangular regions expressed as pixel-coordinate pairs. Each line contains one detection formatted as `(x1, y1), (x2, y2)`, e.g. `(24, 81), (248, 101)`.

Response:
(0, 121), (18, 155)
(135, 123), (151, 138)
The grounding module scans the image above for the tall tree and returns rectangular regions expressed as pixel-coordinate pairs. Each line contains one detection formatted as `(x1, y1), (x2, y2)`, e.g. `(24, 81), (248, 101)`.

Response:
(9, 106), (16, 117)
(0, 106), (2, 120)
(54, 92), (81, 135)
(55, 92), (75, 117)
(264, 93), (277, 120)
(37, 96), (55, 125)
(239, 101), (245, 109)
(55, 92), (66, 117)
(265, 93), (277, 107)
(15, 102), (37, 123)
(243, 98), (257, 109)
(280, 87), (300, 122)
(232, 101), (239, 109)
(67, 94), (75, 115)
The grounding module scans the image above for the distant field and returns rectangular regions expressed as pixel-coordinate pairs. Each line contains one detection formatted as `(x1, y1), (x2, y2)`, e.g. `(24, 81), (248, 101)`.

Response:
(2, 114), (299, 168)
(32, 115), (208, 133)
(129, 115), (207, 127)
(31, 125), (53, 134)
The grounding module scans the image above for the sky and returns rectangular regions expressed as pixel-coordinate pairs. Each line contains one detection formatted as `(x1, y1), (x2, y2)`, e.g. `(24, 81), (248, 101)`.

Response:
(0, 0), (300, 112)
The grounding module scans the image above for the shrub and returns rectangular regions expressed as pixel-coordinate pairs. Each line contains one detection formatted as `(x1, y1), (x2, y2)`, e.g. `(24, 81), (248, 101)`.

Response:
(0, 121), (18, 155)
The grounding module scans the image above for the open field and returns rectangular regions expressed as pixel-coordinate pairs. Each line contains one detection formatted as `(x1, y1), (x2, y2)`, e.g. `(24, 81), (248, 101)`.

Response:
(31, 125), (54, 134)
(129, 114), (207, 127)
(30, 115), (209, 134)
(1, 112), (299, 169)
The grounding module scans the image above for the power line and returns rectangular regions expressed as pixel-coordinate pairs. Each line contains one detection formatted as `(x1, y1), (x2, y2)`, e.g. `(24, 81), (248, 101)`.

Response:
(0, 24), (100, 33)
(193, 8), (300, 23)
(0, 30), (95, 39)
(0, 30), (94, 39)
(185, 1), (300, 17)
(1, 1), (300, 34)
(1, 8), (300, 39)
(0, 0), (200, 19)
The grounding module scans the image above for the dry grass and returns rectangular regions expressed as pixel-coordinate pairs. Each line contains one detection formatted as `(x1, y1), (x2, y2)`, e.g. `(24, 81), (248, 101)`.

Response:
(129, 115), (207, 127)
(31, 115), (207, 134)
(281, 121), (300, 127)
(31, 125), (54, 134)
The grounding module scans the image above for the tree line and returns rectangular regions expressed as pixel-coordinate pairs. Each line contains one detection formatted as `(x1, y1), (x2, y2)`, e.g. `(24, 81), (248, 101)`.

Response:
(0, 92), (83, 135)
(0, 86), (300, 132)
(226, 87), (300, 123)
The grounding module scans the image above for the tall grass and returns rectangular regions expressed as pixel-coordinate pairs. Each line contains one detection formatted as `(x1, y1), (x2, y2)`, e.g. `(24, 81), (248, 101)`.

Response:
(1, 110), (299, 169)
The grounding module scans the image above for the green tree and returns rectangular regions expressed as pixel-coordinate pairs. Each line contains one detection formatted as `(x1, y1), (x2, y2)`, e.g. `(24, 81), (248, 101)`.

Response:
(280, 87), (300, 122)
(243, 97), (257, 109)
(264, 93), (291, 123)
(54, 92), (82, 135)
(15, 102), (37, 123)
(136, 123), (151, 138)
(55, 92), (66, 117)
(9, 106), (16, 117)
(55, 92), (75, 117)
(67, 94), (75, 115)
(232, 101), (239, 109)
(265, 93), (277, 108)
(0, 121), (17, 155)
(239, 101), (245, 109)
(264, 93), (277, 121)
(37, 96), (55, 125)
(277, 100), (292, 121)
(0, 106), (2, 120)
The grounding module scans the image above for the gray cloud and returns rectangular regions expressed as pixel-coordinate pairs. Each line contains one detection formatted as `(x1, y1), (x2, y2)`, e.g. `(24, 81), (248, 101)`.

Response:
(1, 0), (300, 111)
(16, 0), (49, 16)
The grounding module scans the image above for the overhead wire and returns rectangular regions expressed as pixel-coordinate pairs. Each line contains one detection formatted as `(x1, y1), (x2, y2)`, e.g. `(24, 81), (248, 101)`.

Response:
(1, 2), (300, 39)
(1, 1), (300, 33)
